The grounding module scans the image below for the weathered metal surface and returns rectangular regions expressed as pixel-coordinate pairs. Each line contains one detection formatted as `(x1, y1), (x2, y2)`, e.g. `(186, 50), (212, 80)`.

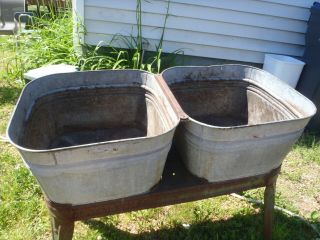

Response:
(45, 149), (280, 240)
(7, 70), (180, 204)
(264, 178), (277, 240)
(155, 74), (189, 121)
(51, 216), (74, 240)
(161, 65), (316, 182)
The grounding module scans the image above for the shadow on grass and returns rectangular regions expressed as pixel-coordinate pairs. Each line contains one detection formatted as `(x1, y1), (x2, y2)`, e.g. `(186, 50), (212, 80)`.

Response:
(84, 210), (317, 240)
(295, 133), (320, 149)
(0, 85), (22, 106)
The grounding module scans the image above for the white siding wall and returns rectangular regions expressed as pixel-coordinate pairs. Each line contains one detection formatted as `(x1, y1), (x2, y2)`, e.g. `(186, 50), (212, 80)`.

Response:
(76, 0), (315, 63)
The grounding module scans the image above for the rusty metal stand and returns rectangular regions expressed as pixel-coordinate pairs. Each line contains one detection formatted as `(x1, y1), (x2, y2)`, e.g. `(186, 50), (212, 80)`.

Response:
(45, 149), (280, 240)
(264, 177), (277, 240)
(51, 217), (74, 240)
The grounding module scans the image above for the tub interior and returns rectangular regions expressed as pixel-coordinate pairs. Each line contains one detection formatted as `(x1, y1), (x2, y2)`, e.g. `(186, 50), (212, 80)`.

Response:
(21, 86), (169, 150)
(170, 80), (294, 127)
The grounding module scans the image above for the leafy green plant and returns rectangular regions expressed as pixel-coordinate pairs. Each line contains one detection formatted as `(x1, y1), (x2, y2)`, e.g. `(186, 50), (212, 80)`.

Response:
(0, 0), (181, 83)
(80, 0), (180, 73)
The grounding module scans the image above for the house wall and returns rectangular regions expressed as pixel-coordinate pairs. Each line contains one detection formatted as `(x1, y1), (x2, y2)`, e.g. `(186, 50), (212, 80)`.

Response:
(74, 0), (315, 63)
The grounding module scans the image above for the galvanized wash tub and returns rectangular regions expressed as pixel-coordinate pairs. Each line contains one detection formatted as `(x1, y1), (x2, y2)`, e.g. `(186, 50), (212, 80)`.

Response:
(7, 70), (179, 204)
(161, 65), (316, 182)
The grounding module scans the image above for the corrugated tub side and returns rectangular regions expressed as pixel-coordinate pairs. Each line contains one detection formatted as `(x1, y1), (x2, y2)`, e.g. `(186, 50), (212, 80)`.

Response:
(7, 70), (180, 204)
(161, 65), (316, 182)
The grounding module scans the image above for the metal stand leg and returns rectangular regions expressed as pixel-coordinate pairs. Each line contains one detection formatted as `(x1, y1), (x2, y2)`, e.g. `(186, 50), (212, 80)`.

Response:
(51, 216), (74, 240)
(263, 181), (276, 240)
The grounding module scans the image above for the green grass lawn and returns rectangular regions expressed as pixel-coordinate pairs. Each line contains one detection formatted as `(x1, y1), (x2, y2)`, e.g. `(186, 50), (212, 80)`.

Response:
(0, 32), (320, 239)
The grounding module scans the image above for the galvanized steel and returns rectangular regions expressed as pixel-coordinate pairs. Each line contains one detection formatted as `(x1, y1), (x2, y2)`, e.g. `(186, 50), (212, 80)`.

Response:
(161, 65), (316, 182)
(7, 70), (180, 204)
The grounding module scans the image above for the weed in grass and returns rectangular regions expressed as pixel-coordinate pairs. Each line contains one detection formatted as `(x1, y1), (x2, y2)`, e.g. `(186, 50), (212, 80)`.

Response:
(281, 169), (303, 182)
(243, 188), (300, 214)
(192, 201), (213, 222)
(293, 133), (320, 165)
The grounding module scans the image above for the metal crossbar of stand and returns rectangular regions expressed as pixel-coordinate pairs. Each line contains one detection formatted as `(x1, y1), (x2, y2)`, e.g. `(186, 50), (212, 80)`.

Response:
(45, 148), (280, 240)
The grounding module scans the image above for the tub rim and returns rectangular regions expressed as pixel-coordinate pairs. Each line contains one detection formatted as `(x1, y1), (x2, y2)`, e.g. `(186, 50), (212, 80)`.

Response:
(6, 69), (180, 153)
(160, 64), (317, 130)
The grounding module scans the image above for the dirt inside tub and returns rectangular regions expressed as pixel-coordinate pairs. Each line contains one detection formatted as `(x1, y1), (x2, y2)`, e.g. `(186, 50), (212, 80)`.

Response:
(21, 86), (169, 149)
(170, 80), (294, 127)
